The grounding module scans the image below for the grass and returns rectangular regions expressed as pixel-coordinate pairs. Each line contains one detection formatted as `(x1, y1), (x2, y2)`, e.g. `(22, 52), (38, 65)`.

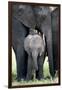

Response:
(12, 49), (59, 86)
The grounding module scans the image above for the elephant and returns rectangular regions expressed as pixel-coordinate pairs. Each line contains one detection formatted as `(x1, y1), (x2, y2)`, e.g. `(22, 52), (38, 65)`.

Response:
(12, 4), (59, 80)
(24, 29), (45, 80)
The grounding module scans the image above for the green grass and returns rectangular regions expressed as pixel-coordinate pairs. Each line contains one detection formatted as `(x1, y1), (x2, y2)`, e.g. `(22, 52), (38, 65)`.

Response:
(12, 49), (58, 86)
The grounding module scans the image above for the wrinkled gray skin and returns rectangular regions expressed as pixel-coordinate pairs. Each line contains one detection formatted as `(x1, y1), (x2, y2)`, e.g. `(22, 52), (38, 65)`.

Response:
(12, 4), (59, 80)
(24, 34), (45, 80)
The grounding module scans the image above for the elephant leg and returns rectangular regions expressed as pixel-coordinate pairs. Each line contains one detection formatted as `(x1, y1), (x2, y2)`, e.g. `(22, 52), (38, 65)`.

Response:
(26, 55), (32, 81)
(12, 17), (28, 81)
(41, 15), (55, 77)
(46, 31), (55, 77)
(16, 44), (27, 81)
(36, 54), (44, 80)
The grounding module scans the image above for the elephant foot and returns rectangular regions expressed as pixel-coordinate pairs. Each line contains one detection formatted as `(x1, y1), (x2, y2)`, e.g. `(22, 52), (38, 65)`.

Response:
(38, 77), (44, 81)
(25, 76), (33, 81)
(25, 77), (31, 81)
(36, 73), (44, 80)
(16, 77), (25, 82)
(37, 76), (44, 80)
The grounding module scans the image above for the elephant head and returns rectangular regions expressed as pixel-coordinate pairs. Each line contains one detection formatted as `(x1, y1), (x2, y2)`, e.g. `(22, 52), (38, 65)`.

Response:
(13, 4), (51, 29)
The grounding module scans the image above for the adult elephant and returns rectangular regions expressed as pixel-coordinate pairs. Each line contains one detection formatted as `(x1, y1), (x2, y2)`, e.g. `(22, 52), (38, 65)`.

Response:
(24, 29), (45, 80)
(12, 4), (56, 80)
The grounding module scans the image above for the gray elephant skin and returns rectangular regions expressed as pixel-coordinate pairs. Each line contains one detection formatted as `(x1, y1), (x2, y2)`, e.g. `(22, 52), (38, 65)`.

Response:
(51, 8), (60, 73)
(12, 4), (60, 80)
(24, 33), (45, 80)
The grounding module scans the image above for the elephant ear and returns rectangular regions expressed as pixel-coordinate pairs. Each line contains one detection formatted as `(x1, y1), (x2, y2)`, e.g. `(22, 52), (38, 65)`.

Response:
(13, 4), (36, 28)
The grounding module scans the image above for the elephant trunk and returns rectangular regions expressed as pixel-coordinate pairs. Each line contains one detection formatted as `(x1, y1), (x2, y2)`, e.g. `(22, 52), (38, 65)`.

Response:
(32, 51), (38, 71)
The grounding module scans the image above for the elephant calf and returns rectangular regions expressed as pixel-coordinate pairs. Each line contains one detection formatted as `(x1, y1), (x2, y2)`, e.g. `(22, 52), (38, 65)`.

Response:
(24, 29), (45, 80)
